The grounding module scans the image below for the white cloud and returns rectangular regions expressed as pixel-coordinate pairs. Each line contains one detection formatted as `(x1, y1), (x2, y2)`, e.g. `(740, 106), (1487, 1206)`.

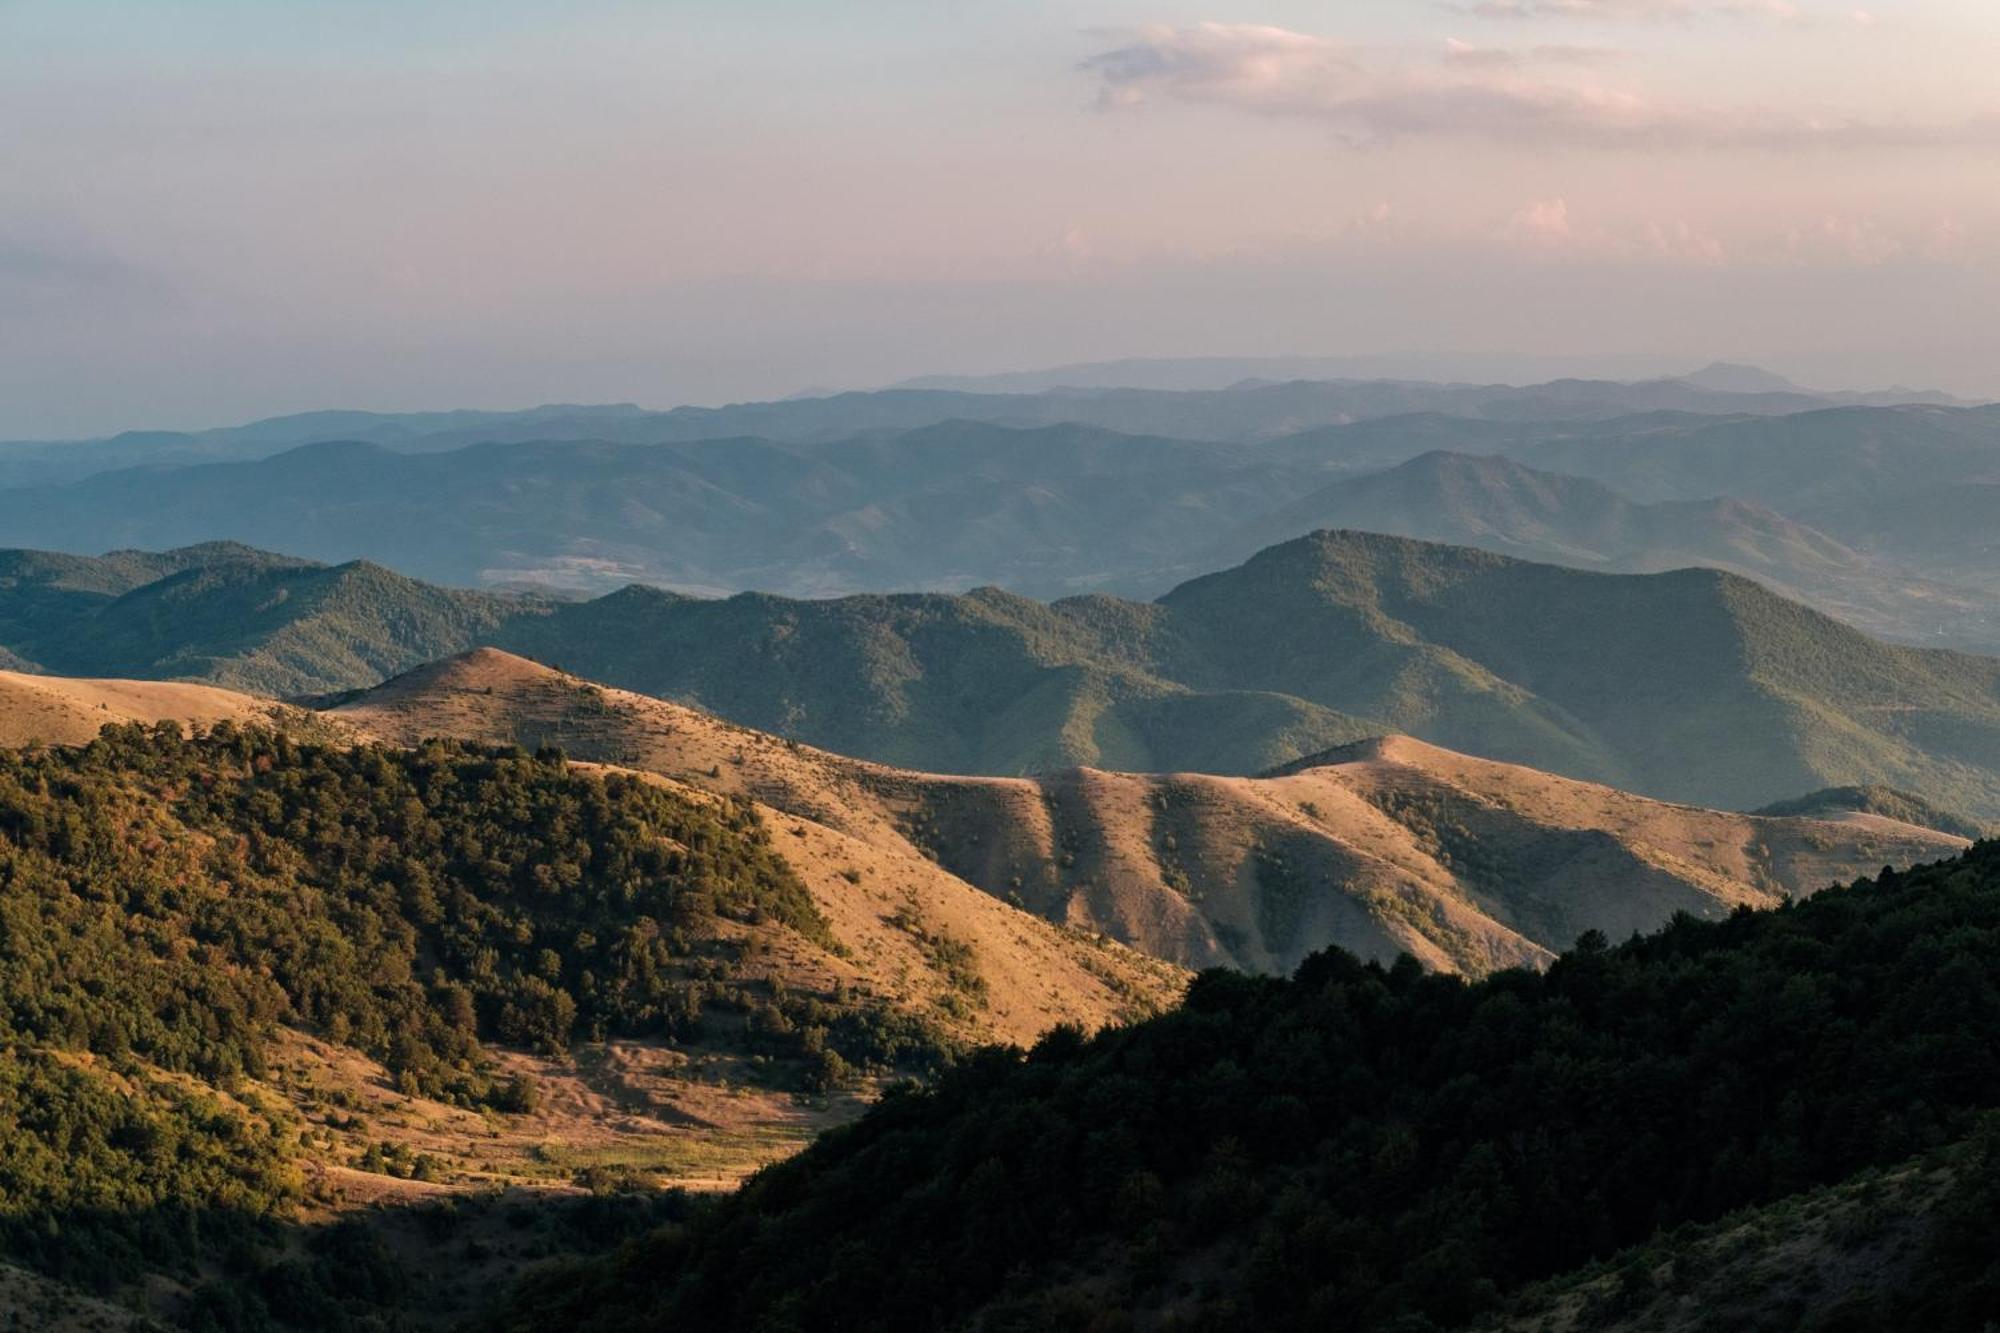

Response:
(1082, 23), (1356, 112)
(1082, 22), (1998, 150)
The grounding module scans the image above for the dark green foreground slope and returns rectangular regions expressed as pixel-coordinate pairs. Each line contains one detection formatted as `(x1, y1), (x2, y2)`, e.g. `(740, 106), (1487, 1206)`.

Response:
(500, 842), (2000, 1332)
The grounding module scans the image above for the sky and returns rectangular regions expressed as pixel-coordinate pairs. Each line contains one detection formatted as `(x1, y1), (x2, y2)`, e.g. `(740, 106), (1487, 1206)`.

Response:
(2, 0), (1997, 436)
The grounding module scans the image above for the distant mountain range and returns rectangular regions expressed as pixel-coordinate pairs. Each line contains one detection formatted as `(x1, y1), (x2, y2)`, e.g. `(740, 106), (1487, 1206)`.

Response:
(895, 355), (1968, 403)
(1211, 449), (1997, 648)
(0, 423), (1304, 597)
(3, 406), (1998, 653)
(9, 532), (2000, 819)
(0, 366), (1970, 491)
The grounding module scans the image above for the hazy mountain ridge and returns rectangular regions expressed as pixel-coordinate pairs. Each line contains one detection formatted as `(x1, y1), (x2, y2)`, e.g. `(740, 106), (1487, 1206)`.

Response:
(0, 425), (1303, 596)
(0, 366), (1968, 492)
(1224, 449), (1857, 572)
(1513, 404), (2000, 534)
(5, 404), (1998, 654)
(1214, 450), (1994, 650)
(896, 355), (1969, 402)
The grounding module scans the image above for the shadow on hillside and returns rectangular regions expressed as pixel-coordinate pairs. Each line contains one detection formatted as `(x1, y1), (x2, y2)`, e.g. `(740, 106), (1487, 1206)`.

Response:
(3, 1186), (701, 1332)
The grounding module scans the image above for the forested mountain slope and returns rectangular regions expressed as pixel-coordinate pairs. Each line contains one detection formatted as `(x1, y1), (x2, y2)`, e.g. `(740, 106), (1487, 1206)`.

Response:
(490, 532), (2000, 817)
(0, 719), (1175, 1328)
(9, 534), (2000, 818)
(1208, 450), (1992, 648)
(0, 543), (543, 694)
(497, 842), (2000, 1333)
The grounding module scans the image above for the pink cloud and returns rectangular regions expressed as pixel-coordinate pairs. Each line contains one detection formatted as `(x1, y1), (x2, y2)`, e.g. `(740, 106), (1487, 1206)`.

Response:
(1082, 22), (2000, 150)
(1467, 0), (1800, 21)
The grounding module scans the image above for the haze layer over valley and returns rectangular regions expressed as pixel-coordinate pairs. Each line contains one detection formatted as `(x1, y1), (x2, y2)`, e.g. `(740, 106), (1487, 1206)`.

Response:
(7, 368), (1995, 657)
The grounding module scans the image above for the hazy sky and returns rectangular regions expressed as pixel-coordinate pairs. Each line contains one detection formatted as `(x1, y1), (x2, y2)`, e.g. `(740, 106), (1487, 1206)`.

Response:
(4, 0), (1997, 436)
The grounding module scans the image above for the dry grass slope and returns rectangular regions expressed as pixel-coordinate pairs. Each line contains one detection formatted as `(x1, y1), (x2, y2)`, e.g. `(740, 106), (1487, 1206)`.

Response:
(331, 649), (1187, 1045)
(332, 650), (1966, 977)
(0, 669), (321, 747)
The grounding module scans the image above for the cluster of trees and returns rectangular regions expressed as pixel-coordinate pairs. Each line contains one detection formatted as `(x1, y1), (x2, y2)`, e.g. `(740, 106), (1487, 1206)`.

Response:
(0, 1049), (298, 1292)
(0, 721), (853, 1102)
(502, 843), (2000, 1332)
(0, 721), (947, 1301)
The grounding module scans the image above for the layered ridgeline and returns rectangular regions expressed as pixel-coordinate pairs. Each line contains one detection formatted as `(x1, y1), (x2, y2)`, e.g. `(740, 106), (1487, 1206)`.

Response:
(491, 531), (2000, 818)
(1754, 785), (1991, 841)
(10, 533), (2000, 817)
(1212, 449), (1993, 647)
(0, 367), (1952, 489)
(497, 845), (2000, 1333)
(0, 718), (1173, 1328)
(325, 649), (1962, 977)
(0, 687), (1977, 1328)
(0, 425), (1306, 598)
(5, 406), (1999, 655)
(1508, 404), (2000, 596)
(0, 677), (1968, 1328)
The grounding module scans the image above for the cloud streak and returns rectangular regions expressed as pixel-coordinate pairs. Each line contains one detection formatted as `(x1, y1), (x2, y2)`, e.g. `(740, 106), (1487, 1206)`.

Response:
(1443, 38), (1629, 68)
(1082, 23), (1998, 150)
(1466, 0), (1800, 21)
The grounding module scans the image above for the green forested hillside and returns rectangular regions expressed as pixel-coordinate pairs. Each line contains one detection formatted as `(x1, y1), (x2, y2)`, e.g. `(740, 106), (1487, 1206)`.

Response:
(0, 724), (941, 1310)
(497, 532), (2000, 815)
(498, 841), (2000, 1333)
(1150, 532), (2000, 812)
(1204, 449), (1990, 649)
(0, 542), (306, 647)
(491, 582), (1378, 776)
(59, 558), (538, 696)
(0, 545), (541, 694)
(9, 535), (2000, 815)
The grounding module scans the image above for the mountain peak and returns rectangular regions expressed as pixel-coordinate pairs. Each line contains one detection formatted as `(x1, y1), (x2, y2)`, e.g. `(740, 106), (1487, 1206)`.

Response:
(352, 646), (565, 702)
(1678, 361), (1802, 394)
